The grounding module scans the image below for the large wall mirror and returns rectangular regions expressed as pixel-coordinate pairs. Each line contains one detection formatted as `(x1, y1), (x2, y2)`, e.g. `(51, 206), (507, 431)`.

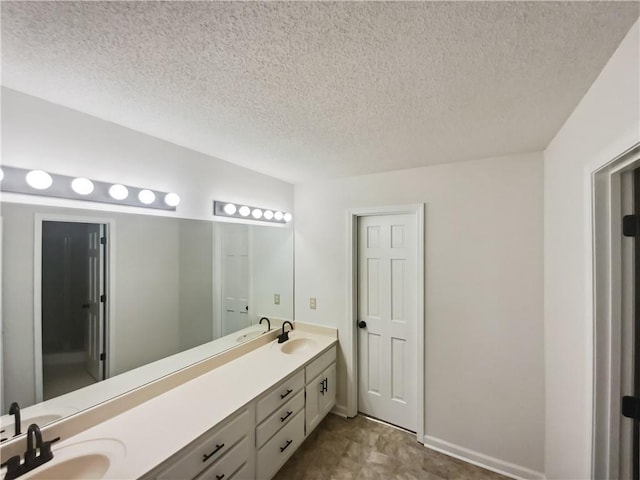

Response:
(0, 201), (293, 441)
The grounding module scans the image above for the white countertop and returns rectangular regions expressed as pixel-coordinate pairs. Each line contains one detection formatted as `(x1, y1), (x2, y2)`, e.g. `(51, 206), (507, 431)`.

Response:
(17, 329), (337, 480)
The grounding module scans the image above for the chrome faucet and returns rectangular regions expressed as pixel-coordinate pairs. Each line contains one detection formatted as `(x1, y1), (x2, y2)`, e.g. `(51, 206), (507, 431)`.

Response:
(9, 402), (21, 437)
(278, 321), (294, 344)
(259, 317), (271, 332)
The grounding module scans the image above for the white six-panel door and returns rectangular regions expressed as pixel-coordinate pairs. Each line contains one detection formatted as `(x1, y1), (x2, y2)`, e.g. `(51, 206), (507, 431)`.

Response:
(221, 224), (250, 336)
(357, 214), (418, 431)
(85, 223), (104, 381)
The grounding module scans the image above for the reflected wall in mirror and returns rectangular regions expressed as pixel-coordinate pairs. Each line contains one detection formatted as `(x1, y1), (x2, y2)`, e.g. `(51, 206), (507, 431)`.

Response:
(0, 201), (293, 439)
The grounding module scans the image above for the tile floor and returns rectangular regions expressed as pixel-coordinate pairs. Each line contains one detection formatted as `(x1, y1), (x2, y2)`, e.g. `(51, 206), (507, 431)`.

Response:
(273, 414), (512, 480)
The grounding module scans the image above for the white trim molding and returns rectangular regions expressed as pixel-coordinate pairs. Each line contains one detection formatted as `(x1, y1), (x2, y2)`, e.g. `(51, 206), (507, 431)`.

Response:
(345, 203), (425, 442)
(423, 435), (546, 480)
(590, 143), (640, 479)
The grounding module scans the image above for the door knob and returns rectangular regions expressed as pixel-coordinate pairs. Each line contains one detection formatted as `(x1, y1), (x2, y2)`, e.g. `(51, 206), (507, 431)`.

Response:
(358, 321), (367, 328)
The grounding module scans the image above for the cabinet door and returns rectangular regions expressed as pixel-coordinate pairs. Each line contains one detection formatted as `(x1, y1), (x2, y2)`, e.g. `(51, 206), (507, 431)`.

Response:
(305, 362), (336, 435)
(319, 363), (336, 417)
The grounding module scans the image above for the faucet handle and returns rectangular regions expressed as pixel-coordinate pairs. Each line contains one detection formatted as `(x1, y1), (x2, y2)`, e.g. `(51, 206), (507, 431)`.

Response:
(0, 455), (21, 473)
(38, 437), (60, 463)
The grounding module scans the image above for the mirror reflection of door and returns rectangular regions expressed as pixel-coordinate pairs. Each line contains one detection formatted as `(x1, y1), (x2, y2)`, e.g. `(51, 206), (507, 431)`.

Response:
(42, 221), (106, 400)
(220, 224), (249, 337)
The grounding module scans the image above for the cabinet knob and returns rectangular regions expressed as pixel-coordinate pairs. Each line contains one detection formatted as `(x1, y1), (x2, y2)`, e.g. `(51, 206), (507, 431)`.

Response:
(358, 321), (367, 328)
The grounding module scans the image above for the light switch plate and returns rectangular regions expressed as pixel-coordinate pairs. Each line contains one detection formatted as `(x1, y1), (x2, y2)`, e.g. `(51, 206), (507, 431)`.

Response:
(310, 297), (317, 310)
(274, 294), (280, 305)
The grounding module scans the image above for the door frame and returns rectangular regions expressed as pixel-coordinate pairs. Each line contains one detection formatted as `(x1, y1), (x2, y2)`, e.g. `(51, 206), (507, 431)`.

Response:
(34, 213), (116, 402)
(591, 143), (640, 478)
(346, 204), (425, 442)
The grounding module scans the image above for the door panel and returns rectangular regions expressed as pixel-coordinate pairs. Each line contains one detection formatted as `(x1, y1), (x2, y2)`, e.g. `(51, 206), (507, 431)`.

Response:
(221, 224), (249, 336)
(357, 214), (417, 431)
(85, 224), (104, 381)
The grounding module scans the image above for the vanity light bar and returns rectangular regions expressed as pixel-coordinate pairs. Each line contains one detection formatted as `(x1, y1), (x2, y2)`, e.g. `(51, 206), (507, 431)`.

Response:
(0, 166), (180, 211)
(213, 201), (292, 224)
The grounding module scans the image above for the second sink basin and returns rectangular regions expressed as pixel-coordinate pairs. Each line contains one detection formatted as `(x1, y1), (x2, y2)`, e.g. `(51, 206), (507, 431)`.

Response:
(279, 337), (317, 354)
(236, 330), (263, 343)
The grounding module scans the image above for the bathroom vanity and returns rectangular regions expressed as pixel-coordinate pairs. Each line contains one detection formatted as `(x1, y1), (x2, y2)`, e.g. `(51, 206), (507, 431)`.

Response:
(0, 326), (337, 480)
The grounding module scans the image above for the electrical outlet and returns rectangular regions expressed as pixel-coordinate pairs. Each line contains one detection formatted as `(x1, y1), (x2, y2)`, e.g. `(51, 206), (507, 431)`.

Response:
(310, 297), (317, 310)
(274, 294), (280, 305)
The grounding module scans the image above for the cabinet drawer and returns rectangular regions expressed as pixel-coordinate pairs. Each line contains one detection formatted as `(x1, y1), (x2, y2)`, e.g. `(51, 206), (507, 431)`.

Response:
(194, 436), (249, 480)
(305, 345), (337, 382)
(256, 370), (304, 423)
(158, 408), (250, 480)
(256, 390), (304, 448)
(256, 410), (305, 480)
(229, 462), (252, 480)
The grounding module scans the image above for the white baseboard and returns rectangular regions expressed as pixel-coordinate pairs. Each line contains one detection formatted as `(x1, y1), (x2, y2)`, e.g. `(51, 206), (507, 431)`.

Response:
(331, 403), (349, 418)
(422, 435), (546, 480)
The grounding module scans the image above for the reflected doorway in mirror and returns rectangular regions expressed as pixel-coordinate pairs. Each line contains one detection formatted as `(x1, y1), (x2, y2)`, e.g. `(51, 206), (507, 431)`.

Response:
(37, 217), (111, 403)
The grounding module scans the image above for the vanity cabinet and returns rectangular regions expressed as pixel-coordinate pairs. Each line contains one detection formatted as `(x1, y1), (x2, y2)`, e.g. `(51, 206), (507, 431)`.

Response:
(304, 347), (337, 435)
(151, 406), (255, 480)
(145, 343), (337, 480)
(305, 363), (336, 435)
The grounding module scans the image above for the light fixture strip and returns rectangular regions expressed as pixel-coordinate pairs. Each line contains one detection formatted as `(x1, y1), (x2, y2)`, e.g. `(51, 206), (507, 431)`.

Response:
(213, 200), (291, 224)
(0, 166), (179, 211)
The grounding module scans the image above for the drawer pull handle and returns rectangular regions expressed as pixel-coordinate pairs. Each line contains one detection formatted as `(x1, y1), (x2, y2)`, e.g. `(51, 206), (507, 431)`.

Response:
(280, 439), (293, 453)
(216, 475), (225, 480)
(280, 388), (293, 399)
(202, 443), (225, 462)
(280, 410), (293, 422)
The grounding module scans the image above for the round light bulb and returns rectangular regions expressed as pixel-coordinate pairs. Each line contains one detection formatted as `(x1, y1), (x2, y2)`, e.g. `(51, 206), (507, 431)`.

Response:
(138, 189), (156, 205)
(224, 203), (237, 215)
(109, 184), (129, 200)
(252, 208), (263, 219)
(263, 210), (274, 220)
(283, 213), (292, 222)
(274, 211), (284, 221)
(164, 192), (180, 207)
(26, 170), (53, 190)
(239, 206), (251, 217)
(71, 177), (94, 195)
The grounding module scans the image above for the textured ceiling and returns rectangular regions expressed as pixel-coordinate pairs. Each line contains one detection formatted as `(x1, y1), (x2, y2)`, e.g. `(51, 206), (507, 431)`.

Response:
(1, 2), (638, 184)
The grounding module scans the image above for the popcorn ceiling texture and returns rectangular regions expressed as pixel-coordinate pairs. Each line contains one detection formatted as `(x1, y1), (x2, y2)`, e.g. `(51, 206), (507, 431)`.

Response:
(1, 1), (638, 183)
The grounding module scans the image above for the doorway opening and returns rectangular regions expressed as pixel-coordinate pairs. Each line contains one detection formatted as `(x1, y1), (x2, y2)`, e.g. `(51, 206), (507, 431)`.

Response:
(35, 216), (111, 402)
(592, 144), (640, 479)
(346, 204), (425, 443)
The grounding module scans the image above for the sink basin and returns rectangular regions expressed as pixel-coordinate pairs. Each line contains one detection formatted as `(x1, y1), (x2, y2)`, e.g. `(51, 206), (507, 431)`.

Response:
(27, 454), (110, 480)
(236, 330), (263, 343)
(279, 337), (317, 354)
(22, 438), (125, 480)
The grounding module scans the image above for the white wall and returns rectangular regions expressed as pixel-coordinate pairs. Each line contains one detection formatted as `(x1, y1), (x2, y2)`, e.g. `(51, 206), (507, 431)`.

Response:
(543, 20), (640, 480)
(294, 152), (544, 475)
(0, 88), (294, 219)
